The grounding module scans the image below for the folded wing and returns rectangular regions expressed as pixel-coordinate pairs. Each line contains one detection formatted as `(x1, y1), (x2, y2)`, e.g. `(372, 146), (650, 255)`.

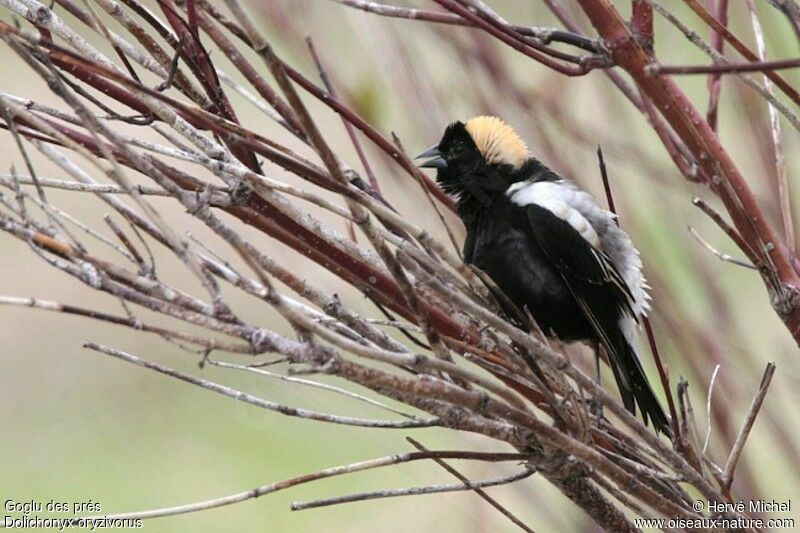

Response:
(522, 202), (669, 433)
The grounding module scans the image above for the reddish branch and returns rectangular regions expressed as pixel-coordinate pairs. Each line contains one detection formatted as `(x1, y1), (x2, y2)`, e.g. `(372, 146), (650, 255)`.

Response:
(681, 0), (800, 107)
(650, 56), (800, 75)
(578, 0), (800, 345)
(0, 0), (790, 528)
(432, 0), (601, 76)
(332, 0), (603, 53)
(631, 0), (654, 46)
(706, 0), (728, 132)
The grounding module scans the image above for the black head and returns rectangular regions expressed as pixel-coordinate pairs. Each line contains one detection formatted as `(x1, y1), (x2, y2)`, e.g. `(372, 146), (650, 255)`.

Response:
(417, 121), (483, 196)
(416, 116), (532, 204)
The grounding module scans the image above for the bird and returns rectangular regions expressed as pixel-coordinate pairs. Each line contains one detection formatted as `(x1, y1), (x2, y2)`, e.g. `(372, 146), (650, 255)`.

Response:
(416, 116), (670, 434)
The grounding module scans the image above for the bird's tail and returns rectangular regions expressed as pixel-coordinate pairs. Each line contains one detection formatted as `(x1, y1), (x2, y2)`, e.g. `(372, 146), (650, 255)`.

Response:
(605, 325), (671, 436)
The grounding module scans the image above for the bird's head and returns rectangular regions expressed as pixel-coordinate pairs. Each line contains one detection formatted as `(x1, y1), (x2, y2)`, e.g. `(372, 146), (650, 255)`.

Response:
(416, 116), (530, 201)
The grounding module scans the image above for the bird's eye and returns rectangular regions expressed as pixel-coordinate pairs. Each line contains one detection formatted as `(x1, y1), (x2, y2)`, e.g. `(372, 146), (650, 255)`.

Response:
(450, 142), (465, 156)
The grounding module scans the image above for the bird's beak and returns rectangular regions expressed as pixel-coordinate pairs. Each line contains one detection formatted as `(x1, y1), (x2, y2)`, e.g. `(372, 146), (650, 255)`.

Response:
(415, 145), (447, 169)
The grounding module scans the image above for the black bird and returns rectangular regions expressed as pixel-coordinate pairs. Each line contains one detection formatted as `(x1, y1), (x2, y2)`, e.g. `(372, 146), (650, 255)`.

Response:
(417, 116), (670, 434)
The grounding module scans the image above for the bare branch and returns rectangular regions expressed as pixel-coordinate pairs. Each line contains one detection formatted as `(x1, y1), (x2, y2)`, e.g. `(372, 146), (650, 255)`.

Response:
(650, 56), (800, 75)
(290, 468), (536, 511)
(703, 364), (721, 454)
(84, 343), (442, 429)
(68, 448), (531, 522)
(689, 226), (758, 270)
(407, 437), (535, 533)
(746, 0), (795, 255)
(722, 363), (777, 488)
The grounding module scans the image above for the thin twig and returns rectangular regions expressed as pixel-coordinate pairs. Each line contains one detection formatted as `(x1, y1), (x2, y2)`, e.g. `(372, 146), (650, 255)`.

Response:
(651, 0), (800, 132)
(689, 226), (757, 270)
(650, 56), (800, 75)
(766, 0), (800, 41)
(306, 36), (380, 195)
(746, 0), (795, 255)
(722, 363), (776, 490)
(597, 147), (679, 440)
(407, 437), (535, 533)
(702, 364), (721, 454)
(706, 0), (728, 132)
(0, 174), (172, 196)
(210, 359), (421, 419)
(290, 468), (535, 511)
(431, 0), (598, 76)
(84, 343), (441, 429)
(65, 448), (532, 523)
(330, 0), (602, 52)
(596, 146), (616, 215)
(679, 0), (800, 108)
(691, 197), (765, 271)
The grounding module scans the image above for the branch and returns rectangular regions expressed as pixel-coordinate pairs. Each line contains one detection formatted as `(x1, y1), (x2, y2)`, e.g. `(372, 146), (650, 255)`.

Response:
(596, 146), (680, 440)
(0, 295), (252, 352)
(631, 0), (654, 45)
(688, 226), (757, 270)
(706, 0), (728, 132)
(84, 343), (442, 429)
(290, 468), (535, 511)
(330, 0), (602, 52)
(722, 363), (776, 490)
(432, 0), (603, 76)
(579, 0), (800, 346)
(650, 56), (800, 75)
(0, 173), (190, 196)
(648, 0), (800, 133)
(407, 437), (535, 533)
(0, 0), (781, 527)
(746, 0), (795, 255)
(209, 359), (421, 419)
(681, 0), (800, 107)
(67, 448), (532, 522)
(691, 197), (764, 271)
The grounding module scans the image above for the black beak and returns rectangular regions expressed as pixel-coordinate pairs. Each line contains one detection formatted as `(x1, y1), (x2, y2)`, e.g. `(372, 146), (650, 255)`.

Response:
(415, 145), (447, 169)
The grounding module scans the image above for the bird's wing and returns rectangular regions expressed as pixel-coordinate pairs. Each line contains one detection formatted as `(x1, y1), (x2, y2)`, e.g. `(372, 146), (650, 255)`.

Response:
(509, 179), (649, 317)
(522, 202), (636, 407)
(520, 203), (669, 432)
(520, 202), (637, 319)
(506, 179), (668, 432)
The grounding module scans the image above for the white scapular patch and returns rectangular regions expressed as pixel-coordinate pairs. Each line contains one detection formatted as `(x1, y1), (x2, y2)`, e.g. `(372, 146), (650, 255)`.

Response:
(507, 179), (651, 321)
(508, 180), (600, 247)
(465, 116), (529, 168)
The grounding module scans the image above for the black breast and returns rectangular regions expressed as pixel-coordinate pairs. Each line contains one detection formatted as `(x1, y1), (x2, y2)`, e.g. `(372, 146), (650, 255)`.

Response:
(463, 195), (595, 342)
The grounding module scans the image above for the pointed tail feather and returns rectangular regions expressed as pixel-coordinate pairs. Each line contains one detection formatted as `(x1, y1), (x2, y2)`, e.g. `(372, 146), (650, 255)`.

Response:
(571, 295), (671, 434)
(605, 327), (671, 436)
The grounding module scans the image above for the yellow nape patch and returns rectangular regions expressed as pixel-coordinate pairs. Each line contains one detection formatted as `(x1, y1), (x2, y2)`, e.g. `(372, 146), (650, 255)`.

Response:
(465, 116), (529, 168)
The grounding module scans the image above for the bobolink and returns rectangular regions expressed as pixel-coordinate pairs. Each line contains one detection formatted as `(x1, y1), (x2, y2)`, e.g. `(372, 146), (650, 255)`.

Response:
(417, 116), (669, 434)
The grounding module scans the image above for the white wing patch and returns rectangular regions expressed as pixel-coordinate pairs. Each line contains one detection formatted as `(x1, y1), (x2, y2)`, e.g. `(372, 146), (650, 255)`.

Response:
(507, 179), (650, 319)
(508, 180), (600, 247)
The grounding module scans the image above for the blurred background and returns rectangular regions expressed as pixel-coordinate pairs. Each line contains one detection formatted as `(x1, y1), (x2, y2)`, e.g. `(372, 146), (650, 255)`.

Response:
(1, 1), (798, 530)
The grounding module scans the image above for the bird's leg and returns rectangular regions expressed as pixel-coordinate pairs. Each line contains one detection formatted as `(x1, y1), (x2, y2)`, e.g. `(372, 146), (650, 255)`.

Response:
(589, 341), (604, 420)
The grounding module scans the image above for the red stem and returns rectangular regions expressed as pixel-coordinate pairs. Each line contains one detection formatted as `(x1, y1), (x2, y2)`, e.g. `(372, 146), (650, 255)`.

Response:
(578, 0), (800, 344)
(653, 56), (800, 75)
(280, 62), (457, 212)
(682, 0), (800, 108)
(631, 0), (654, 46)
(432, 0), (592, 76)
(305, 37), (381, 195)
(706, 0), (728, 132)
